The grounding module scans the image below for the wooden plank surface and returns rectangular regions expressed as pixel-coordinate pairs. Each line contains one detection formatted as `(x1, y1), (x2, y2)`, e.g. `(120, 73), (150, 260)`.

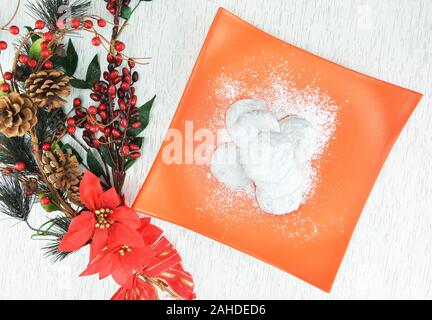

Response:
(0, 0), (431, 299)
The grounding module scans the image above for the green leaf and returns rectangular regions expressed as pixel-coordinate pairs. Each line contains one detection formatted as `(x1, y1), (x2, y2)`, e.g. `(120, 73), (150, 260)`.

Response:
(25, 26), (41, 43)
(121, 5), (133, 19)
(85, 55), (101, 86)
(127, 95), (156, 136)
(29, 38), (44, 59)
(70, 78), (90, 89)
(54, 39), (78, 76)
(86, 150), (104, 177)
(100, 145), (114, 167)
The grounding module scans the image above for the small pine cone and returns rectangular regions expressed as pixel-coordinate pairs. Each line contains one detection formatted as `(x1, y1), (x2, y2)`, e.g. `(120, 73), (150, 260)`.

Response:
(41, 148), (82, 194)
(0, 92), (37, 137)
(67, 185), (83, 206)
(23, 178), (39, 193)
(24, 70), (71, 111)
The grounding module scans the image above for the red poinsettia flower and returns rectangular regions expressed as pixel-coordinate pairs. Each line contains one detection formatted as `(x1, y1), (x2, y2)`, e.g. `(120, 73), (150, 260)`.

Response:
(80, 242), (153, 289)
(111, 218), (196, 300)
(59, 171), (144, 259)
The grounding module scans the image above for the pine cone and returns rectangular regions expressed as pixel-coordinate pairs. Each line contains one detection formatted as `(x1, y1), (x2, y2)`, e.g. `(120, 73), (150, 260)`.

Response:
(67, 185), (82, 206)
(0, 92), (37, 137)
(41, 149), (82, 205)
(24, 70), (71, 111)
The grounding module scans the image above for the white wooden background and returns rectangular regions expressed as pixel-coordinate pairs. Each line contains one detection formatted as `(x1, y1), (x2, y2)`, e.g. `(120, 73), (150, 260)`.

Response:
(0, 0), (431, 300)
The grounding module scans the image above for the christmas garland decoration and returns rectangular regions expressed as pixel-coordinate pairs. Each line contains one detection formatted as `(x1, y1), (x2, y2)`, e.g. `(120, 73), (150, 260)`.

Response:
(0, 0), (195, 300)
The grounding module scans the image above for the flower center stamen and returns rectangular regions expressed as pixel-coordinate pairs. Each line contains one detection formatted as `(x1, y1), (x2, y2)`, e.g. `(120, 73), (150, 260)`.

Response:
(94, 208), (113, 229)
(118, 245), (132, 256)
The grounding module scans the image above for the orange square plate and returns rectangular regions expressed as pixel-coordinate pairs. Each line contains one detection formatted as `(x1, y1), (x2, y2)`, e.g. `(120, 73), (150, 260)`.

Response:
(133, 8), (422, 291)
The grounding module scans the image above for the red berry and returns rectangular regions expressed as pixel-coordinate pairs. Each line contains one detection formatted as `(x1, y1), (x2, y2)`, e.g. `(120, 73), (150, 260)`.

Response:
(41, 48), (51, 58)
(73, 98), (82, 107)
(40, 41), (49, 49)
(111, 129), (121, 139)
(40, 197), (51, 206)
(120, 82), (129, 91)
(43, 32), (53, 41)
(42, 143), (51, 151)
(67, 126), (76, 134)
(114, 41), (125, 52)
(0, 41), (7, 50)
(120, 118), (128, 128)
(129, 144), (139, 151)
(89, 124), (99, 133)
(130, 152), (141, 159)
(110, 70), (119, 80)
(99, 111), (107, 120)
(104, 128), (111, 137)
(43, 60), (53, 69)
(92, 36), (102, 46)
(28, 59), (37, 68)
(97, 19), (106, 27)
(67, 117), (76, 126)
(131, 121), (142, 129)
(90, 93), (101, 102)
(115, 54), (122, 65)
(108, 84), (116, 96)
(88, 106), (97, 115)
(83, 20), (93, 29)
(97, 103), (106, 111)
(70, 18), (81, 29)
(14, 162), (25, 171)
(4, 72), (12, 80)
(92, 139), (100, 148)
(107, 54), (114, 63)
(128, 59), (135, 68)
(18, 55), (29, 64)
(0, 83), (10, 93)
(35, 20), (45, 29)
(122, 145), (130, 156)
(9, 25), (19, 35)
(25, 190), (34, 196)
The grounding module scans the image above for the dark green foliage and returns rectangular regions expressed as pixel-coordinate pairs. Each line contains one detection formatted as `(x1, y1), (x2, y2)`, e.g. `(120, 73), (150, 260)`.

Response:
(127, 95), (156, 136)
(0, 134), (38, 174)
(0, 175), (34, 221)
(70, 55), (101, 89)
(40, 216), (73, 262)
(34, 108), (66, 143)
(26, 0), (91, 30)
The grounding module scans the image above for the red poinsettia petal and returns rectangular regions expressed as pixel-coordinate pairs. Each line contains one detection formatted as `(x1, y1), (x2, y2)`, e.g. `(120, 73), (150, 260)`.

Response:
(108, 223), (145, 247)
(109, 206), (141, 229)
(111, 287), (127, 300)
(79, 171), (103, 211)
(100, 187), (121, 210)
(111, 262), (134, 289)
(80, 249), (113, 277)
(58, 212), (95, 252)
(90, 228), (109, 261)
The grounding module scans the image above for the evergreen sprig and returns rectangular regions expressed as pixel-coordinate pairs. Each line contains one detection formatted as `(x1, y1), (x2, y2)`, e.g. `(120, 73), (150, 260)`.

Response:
(0, 134), (38, 174)
(0, 175), (33, 221)
(40, 216), (73, 262)
(26, 0), (91, 30)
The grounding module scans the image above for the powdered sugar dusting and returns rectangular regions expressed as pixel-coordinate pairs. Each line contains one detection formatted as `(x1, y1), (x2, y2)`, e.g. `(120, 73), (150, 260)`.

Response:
(198, 57), (339, 242)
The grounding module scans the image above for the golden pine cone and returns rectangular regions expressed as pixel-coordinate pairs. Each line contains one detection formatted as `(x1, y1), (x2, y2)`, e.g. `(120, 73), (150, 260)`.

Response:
(41, 148), (81, 191)
(0, 92), (37, 138)
(24, 70), (71, 111)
